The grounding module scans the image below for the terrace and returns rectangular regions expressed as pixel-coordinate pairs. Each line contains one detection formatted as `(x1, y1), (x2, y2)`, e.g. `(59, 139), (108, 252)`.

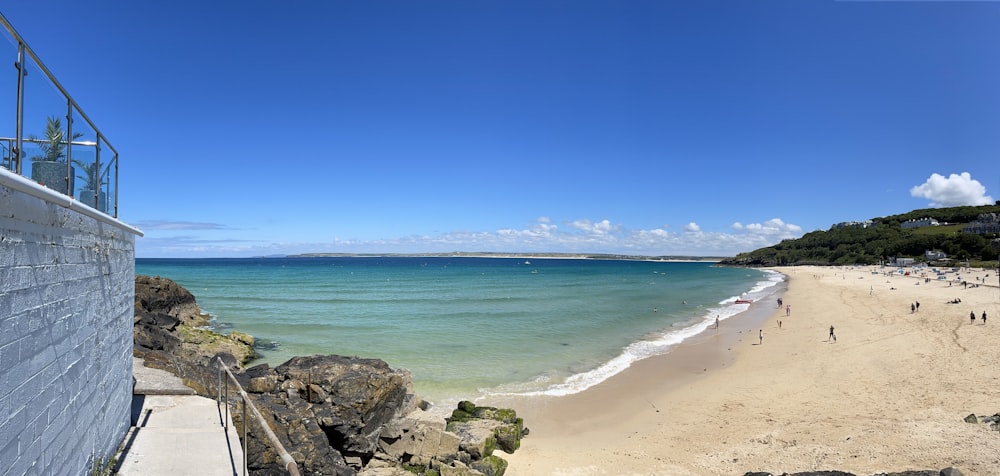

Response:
(0, 12), (119, 217)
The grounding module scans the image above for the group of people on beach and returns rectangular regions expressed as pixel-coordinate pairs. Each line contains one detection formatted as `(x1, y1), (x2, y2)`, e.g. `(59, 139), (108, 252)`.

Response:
(971, 311), (987, 324)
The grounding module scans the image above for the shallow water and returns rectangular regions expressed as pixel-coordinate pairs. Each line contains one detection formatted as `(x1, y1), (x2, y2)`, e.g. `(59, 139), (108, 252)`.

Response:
(136, 257), (779, 406)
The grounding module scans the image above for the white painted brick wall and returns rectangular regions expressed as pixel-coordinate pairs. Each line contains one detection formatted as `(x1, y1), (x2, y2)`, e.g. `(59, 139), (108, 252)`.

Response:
(1, 181), (138, 476)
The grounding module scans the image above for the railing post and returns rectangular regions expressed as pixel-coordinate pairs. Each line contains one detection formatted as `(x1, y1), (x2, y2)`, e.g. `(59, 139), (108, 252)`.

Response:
(14, 43), (25, 175)
(224, 369), (229, 432)
(242, 398), (247, 476)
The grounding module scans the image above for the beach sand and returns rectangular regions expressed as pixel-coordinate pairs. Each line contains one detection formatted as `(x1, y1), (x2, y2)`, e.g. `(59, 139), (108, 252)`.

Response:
(489, 265), (1000, 475)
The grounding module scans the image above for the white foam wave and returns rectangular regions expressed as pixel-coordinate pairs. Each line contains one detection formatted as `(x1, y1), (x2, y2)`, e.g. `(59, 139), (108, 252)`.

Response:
(486, 270), (786, 398)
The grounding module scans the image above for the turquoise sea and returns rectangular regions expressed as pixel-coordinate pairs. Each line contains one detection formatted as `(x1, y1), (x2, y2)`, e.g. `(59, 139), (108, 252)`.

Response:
(135, 257), (780, 407)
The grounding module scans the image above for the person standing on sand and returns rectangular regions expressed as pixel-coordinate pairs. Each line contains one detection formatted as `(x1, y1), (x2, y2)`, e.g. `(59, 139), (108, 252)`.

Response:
(983, 311), (987, 324)
(715, 316), (720, 329)
(785, 305), (790, 317)
(911, 303), (915, 314)
(829, 325), (836, 343)
(971, 311), (976, 324)
(916, 301), (920, 312)
(758, 329), (763, 345)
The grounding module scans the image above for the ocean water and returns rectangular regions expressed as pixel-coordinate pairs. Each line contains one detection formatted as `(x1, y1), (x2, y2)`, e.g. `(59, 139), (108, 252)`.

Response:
(135, 257), (780, 406)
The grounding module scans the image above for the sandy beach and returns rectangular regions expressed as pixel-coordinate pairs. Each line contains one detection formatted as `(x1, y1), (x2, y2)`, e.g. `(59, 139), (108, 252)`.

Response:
(490, 265), (1000, 475)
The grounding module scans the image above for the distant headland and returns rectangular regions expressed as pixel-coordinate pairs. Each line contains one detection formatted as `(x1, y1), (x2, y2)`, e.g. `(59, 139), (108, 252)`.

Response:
(284, 251), (727, 262)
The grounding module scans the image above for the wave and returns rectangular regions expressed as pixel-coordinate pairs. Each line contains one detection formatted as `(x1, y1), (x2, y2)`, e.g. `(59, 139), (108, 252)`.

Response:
(485, 270), (786, 398)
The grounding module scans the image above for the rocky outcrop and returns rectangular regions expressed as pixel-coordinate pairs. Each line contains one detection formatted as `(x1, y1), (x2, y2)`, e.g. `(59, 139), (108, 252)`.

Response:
(134, 275), (256, 372)
(134, 276), (527, 476)
(963, 412), (1000, 431)
(135, 274), (210, 327)
(230, 357), (527, 476)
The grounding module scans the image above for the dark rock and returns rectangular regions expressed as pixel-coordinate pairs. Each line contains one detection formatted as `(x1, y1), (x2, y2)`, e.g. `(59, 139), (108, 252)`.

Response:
(743, 473), (774, 476)
(878, 471), (938, 476)
(940, 468), (964, 476)
(135, 275), (209, 327)
(963, 413), (978, 423)
(133, 320), (181, 353)
(788, 472), (856, 476)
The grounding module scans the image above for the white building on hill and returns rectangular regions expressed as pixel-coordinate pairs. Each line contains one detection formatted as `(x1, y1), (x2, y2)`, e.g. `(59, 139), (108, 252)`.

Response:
(901, 218), (939, 229)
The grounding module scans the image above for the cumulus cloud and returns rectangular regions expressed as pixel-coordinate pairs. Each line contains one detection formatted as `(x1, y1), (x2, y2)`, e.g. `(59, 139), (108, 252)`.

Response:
(742, 218), (802, 236)
(684, 222), (701, 232)
(910, 172), (994, 207)
(731, 222), (743, 230)
(569, 219), (616, 235)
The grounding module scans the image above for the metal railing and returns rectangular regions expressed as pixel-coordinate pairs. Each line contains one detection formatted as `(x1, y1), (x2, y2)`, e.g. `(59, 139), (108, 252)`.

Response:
(216, 357), (301, 476)
(0, 12), (120, 217)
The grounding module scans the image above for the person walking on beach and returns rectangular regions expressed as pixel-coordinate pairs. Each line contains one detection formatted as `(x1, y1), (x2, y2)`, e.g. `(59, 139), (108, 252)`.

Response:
(971, 311), (976, 324)
(758, 329), (763, 345)
(911, 303), (915, 314)
(983, 311), (987, 324)
(915, 301), (920, 312)
(828, 325), (836, 343)
(715, 315), (720, 329)
(785, 305), (790, 317)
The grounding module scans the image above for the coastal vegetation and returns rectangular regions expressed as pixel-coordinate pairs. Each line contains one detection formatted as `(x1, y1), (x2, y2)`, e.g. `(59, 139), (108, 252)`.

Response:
(722, 204), (1000, 267)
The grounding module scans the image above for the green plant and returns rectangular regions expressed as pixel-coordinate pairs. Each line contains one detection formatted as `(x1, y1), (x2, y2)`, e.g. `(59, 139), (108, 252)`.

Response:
(74, 159), (111, 191)
(89, 455), (117, 476)
(30, 115), (83, 162)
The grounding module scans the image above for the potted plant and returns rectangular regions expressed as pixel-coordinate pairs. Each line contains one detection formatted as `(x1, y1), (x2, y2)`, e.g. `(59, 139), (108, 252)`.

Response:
(29, 116), (81, 195)
(74, 159), (111, 212)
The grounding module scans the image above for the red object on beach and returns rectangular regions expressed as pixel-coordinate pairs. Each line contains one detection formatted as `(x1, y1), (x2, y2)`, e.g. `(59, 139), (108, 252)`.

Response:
(735, 299), (753, 304)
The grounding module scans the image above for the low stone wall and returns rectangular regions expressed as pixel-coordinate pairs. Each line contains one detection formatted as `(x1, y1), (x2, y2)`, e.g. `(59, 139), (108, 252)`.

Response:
(0, 173), (140, 475)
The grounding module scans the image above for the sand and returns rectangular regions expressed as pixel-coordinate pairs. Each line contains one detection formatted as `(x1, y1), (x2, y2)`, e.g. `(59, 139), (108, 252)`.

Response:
(487, 265), (1000, 475)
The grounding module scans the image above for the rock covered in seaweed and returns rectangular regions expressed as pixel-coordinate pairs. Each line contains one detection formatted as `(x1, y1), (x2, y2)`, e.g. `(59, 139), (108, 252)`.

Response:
(134, 275), (257, 370)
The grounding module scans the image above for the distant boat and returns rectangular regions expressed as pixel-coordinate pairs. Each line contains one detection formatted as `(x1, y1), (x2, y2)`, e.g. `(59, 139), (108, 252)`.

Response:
(524, 260), (531, 265)
(530, 269), (538, 274)
(735, 299), (753, 304)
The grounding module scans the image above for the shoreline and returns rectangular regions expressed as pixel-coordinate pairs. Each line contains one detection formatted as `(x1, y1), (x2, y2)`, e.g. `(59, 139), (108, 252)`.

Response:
(488, 265), (1000, 475)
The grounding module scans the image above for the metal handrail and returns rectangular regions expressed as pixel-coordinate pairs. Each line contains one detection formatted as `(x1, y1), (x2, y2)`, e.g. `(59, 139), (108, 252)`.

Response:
(216, 357), (301, 476)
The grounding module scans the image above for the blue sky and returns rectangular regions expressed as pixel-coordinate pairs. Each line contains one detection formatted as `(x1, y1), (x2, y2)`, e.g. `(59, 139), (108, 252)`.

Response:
(2, 1), (998, 258)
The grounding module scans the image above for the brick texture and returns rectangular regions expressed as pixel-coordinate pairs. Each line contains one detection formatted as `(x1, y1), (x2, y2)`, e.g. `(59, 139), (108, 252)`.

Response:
(1, 183), (137, 476)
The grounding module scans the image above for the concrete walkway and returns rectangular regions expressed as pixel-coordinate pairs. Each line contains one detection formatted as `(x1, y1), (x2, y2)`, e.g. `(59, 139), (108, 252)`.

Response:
(116, 358), (245, 476)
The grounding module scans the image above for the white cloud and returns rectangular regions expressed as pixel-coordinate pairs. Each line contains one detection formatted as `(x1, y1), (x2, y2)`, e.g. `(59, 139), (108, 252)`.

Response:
(742, 218), (802, 236)
(137, 216), (807, 258)
(910, 172), (994, 207)
(569, 219), (616, 235)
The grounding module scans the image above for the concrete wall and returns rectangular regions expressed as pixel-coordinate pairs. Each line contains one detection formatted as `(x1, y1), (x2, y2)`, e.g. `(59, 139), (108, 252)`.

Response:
(0, 171), (140, 476)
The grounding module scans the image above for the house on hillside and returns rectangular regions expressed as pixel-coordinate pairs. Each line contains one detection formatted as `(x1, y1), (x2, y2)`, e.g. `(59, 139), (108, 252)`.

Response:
(963, 213), (1000, 235)
(925, 250), (947, 260)
(901, 218), (939, 229)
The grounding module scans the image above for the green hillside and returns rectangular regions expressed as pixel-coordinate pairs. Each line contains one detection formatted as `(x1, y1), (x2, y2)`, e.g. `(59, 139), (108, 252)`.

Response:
(722, 204), (1000, 267)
